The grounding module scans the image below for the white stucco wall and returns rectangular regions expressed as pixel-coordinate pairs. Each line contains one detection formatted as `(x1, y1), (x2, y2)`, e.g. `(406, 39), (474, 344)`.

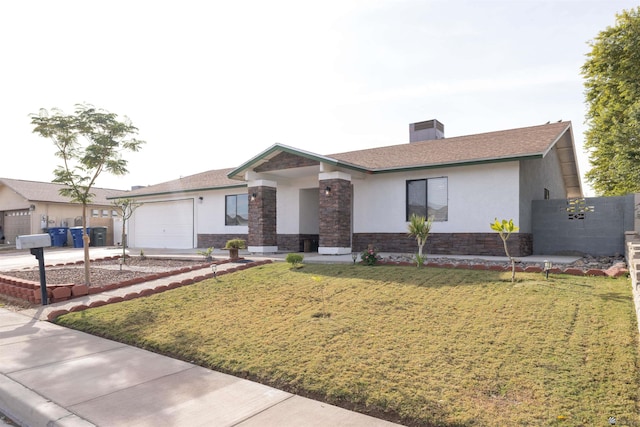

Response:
(352, 162), (521, 233)
(195, 189), (248, 235)
(276, 175), (319, 234)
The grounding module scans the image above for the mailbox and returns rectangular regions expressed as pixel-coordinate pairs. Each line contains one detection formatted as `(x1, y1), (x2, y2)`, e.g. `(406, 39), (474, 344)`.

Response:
(16, 234), (52, 250)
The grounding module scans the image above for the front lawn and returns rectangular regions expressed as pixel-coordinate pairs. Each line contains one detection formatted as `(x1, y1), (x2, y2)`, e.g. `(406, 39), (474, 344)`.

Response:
(56, 263), (640, 426)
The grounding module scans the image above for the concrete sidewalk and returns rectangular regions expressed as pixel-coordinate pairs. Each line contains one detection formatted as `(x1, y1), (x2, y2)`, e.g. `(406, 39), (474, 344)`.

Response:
(0, 306), (399, 426)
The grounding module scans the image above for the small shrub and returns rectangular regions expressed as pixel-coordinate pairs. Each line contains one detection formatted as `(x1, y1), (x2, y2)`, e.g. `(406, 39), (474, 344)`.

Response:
(197, 247), (214, 261)
(224, 239), (246, 249)
(490, 218), (519, 283)
(286, 253), (304, 268)
(415, 253), (425, 268)
(361, 247), (380, 266)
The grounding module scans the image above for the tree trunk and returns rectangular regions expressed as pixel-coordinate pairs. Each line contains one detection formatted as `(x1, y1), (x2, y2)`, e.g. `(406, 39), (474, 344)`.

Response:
(82, 204), (91, 286)
(121, 218), (127, 268)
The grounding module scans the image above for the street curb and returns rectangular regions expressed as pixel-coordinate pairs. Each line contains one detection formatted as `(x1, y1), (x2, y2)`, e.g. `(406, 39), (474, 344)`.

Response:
(0, 374), (95, 427)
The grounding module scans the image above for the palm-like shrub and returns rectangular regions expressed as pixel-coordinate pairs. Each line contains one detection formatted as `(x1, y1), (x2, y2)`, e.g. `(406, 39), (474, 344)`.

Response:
(407, 214), (433, 267)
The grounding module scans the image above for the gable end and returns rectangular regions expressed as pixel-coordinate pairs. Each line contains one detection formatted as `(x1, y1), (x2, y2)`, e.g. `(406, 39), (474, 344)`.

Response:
(254, 152), (320, 173)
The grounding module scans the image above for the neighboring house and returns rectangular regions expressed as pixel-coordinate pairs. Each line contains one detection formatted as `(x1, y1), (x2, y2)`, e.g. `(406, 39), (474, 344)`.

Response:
(121, 119), (582, 257)
(0, 178), (126, 246)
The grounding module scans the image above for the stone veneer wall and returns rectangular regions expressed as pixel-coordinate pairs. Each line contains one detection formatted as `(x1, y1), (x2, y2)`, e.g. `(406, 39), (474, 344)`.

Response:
(254, 152), (319, 172)
(319, 179), (352, 248)
(198, 234), (248, 249)
(277, 234), (319, 252)
(248, 186), (277, 247)
(353, 232), (533, 257)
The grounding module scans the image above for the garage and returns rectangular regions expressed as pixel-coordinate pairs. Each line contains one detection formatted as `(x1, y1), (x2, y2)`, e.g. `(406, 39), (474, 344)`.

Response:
(3, 210), (31, 245)
(131, 199), (194, 249)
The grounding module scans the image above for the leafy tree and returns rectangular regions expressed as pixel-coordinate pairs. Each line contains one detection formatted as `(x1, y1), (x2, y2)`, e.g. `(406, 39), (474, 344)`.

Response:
(111, 198), (143, 268)
(490, 218), (519, 283)
(407, 213), (433, 267)
(582, 7), (640, 195)
(31, 104), (145, 285)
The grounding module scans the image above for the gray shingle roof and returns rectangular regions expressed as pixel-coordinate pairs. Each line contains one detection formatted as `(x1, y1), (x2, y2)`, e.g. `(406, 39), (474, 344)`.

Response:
(0, 178), (126, 204)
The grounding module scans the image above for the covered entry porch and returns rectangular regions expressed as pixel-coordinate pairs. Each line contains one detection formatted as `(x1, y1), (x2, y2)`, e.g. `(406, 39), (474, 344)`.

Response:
(227, 146), (359, 255)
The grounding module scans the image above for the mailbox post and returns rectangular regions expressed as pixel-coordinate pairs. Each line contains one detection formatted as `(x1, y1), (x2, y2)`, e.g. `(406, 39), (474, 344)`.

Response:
(16, 234), (51, 306)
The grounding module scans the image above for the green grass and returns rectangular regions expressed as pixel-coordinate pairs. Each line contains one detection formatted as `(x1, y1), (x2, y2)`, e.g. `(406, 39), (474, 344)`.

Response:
(56, 263), (640, 426)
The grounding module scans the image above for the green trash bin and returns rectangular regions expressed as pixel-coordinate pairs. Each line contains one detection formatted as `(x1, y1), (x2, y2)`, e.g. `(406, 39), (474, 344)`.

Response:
(90, 226), (108, 247)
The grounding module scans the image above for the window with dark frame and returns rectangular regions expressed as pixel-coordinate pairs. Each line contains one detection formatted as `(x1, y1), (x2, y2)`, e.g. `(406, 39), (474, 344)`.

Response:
(406, 177), (448, 221)
(225, 194), (248, 225)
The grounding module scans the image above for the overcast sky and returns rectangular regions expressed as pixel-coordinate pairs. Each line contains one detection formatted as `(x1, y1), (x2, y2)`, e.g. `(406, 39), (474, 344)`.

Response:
(1, 0), (637, 195)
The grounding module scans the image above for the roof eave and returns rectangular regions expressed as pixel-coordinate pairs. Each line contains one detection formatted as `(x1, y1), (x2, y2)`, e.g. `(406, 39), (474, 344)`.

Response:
(106, 183), (248, 200)
(367, 154), (543, 174)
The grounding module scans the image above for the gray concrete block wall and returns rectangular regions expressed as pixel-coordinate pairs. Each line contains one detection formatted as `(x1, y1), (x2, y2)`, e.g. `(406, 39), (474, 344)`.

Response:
(532, 195), (634, 256)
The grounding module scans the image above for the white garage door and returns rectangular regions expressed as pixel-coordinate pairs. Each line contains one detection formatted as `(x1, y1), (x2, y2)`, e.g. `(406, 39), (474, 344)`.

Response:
(132, 200), (194, 249)
(4, 210), (31, 245)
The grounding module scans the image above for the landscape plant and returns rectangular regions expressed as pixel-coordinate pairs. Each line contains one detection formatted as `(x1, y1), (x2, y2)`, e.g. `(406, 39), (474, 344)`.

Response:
(30, 104), (145, 285)
(490, 217), (519, 282)
(360, 246), (379, 266)
(407, 213), (433, 267)
(196, 247), (215, 262)
(224, 239), (246, 249)
(582, 6), (640, 195)
(111, 197), (143, 268)
(55, 263), (640, 426)
(224, 238), (246, 260)
(285, 253), (304, 268)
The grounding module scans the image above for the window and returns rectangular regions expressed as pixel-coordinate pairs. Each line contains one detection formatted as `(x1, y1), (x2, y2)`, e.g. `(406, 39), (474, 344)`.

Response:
(225, 194), (248, 225)
(102, 209), (109, 217)
(91, 209), (99, 217)
(406, 177), (448, 221)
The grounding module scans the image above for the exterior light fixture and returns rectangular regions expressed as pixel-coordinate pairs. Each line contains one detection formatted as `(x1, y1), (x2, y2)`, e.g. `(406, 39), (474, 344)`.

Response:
(544, 260), (552, 279)
(211, 264), (217, 279)
(324, 186), (331, 195)
(198, 196), (204, 202)
(352, 252), (358, 264)
(251, 193), (257, 201)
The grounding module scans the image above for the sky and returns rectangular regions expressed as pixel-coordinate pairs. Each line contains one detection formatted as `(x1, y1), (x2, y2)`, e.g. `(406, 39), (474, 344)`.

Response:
(1, 0), (638, 196)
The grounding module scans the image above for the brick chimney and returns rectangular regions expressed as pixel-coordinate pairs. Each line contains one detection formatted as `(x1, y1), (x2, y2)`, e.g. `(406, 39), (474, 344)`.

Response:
(409, 119), (444, 142)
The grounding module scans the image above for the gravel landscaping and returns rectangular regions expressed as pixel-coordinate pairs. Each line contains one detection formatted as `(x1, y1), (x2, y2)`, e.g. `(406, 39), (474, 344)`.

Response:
(1, 257), (206, 288)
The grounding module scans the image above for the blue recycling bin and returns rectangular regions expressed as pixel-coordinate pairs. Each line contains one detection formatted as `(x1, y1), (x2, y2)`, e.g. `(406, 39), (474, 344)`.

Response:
(47, 227), (69, 247)
(70, 227), (90, 248)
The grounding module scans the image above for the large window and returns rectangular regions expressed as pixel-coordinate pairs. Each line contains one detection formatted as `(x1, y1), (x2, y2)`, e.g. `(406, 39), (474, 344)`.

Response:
(225, 194), (248, 225)
(406, 177), (448, 221)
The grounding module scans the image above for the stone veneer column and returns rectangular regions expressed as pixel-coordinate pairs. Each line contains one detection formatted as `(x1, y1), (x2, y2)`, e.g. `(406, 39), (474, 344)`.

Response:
(247, 180), (277, 253)
(318, 172), (352, 255)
